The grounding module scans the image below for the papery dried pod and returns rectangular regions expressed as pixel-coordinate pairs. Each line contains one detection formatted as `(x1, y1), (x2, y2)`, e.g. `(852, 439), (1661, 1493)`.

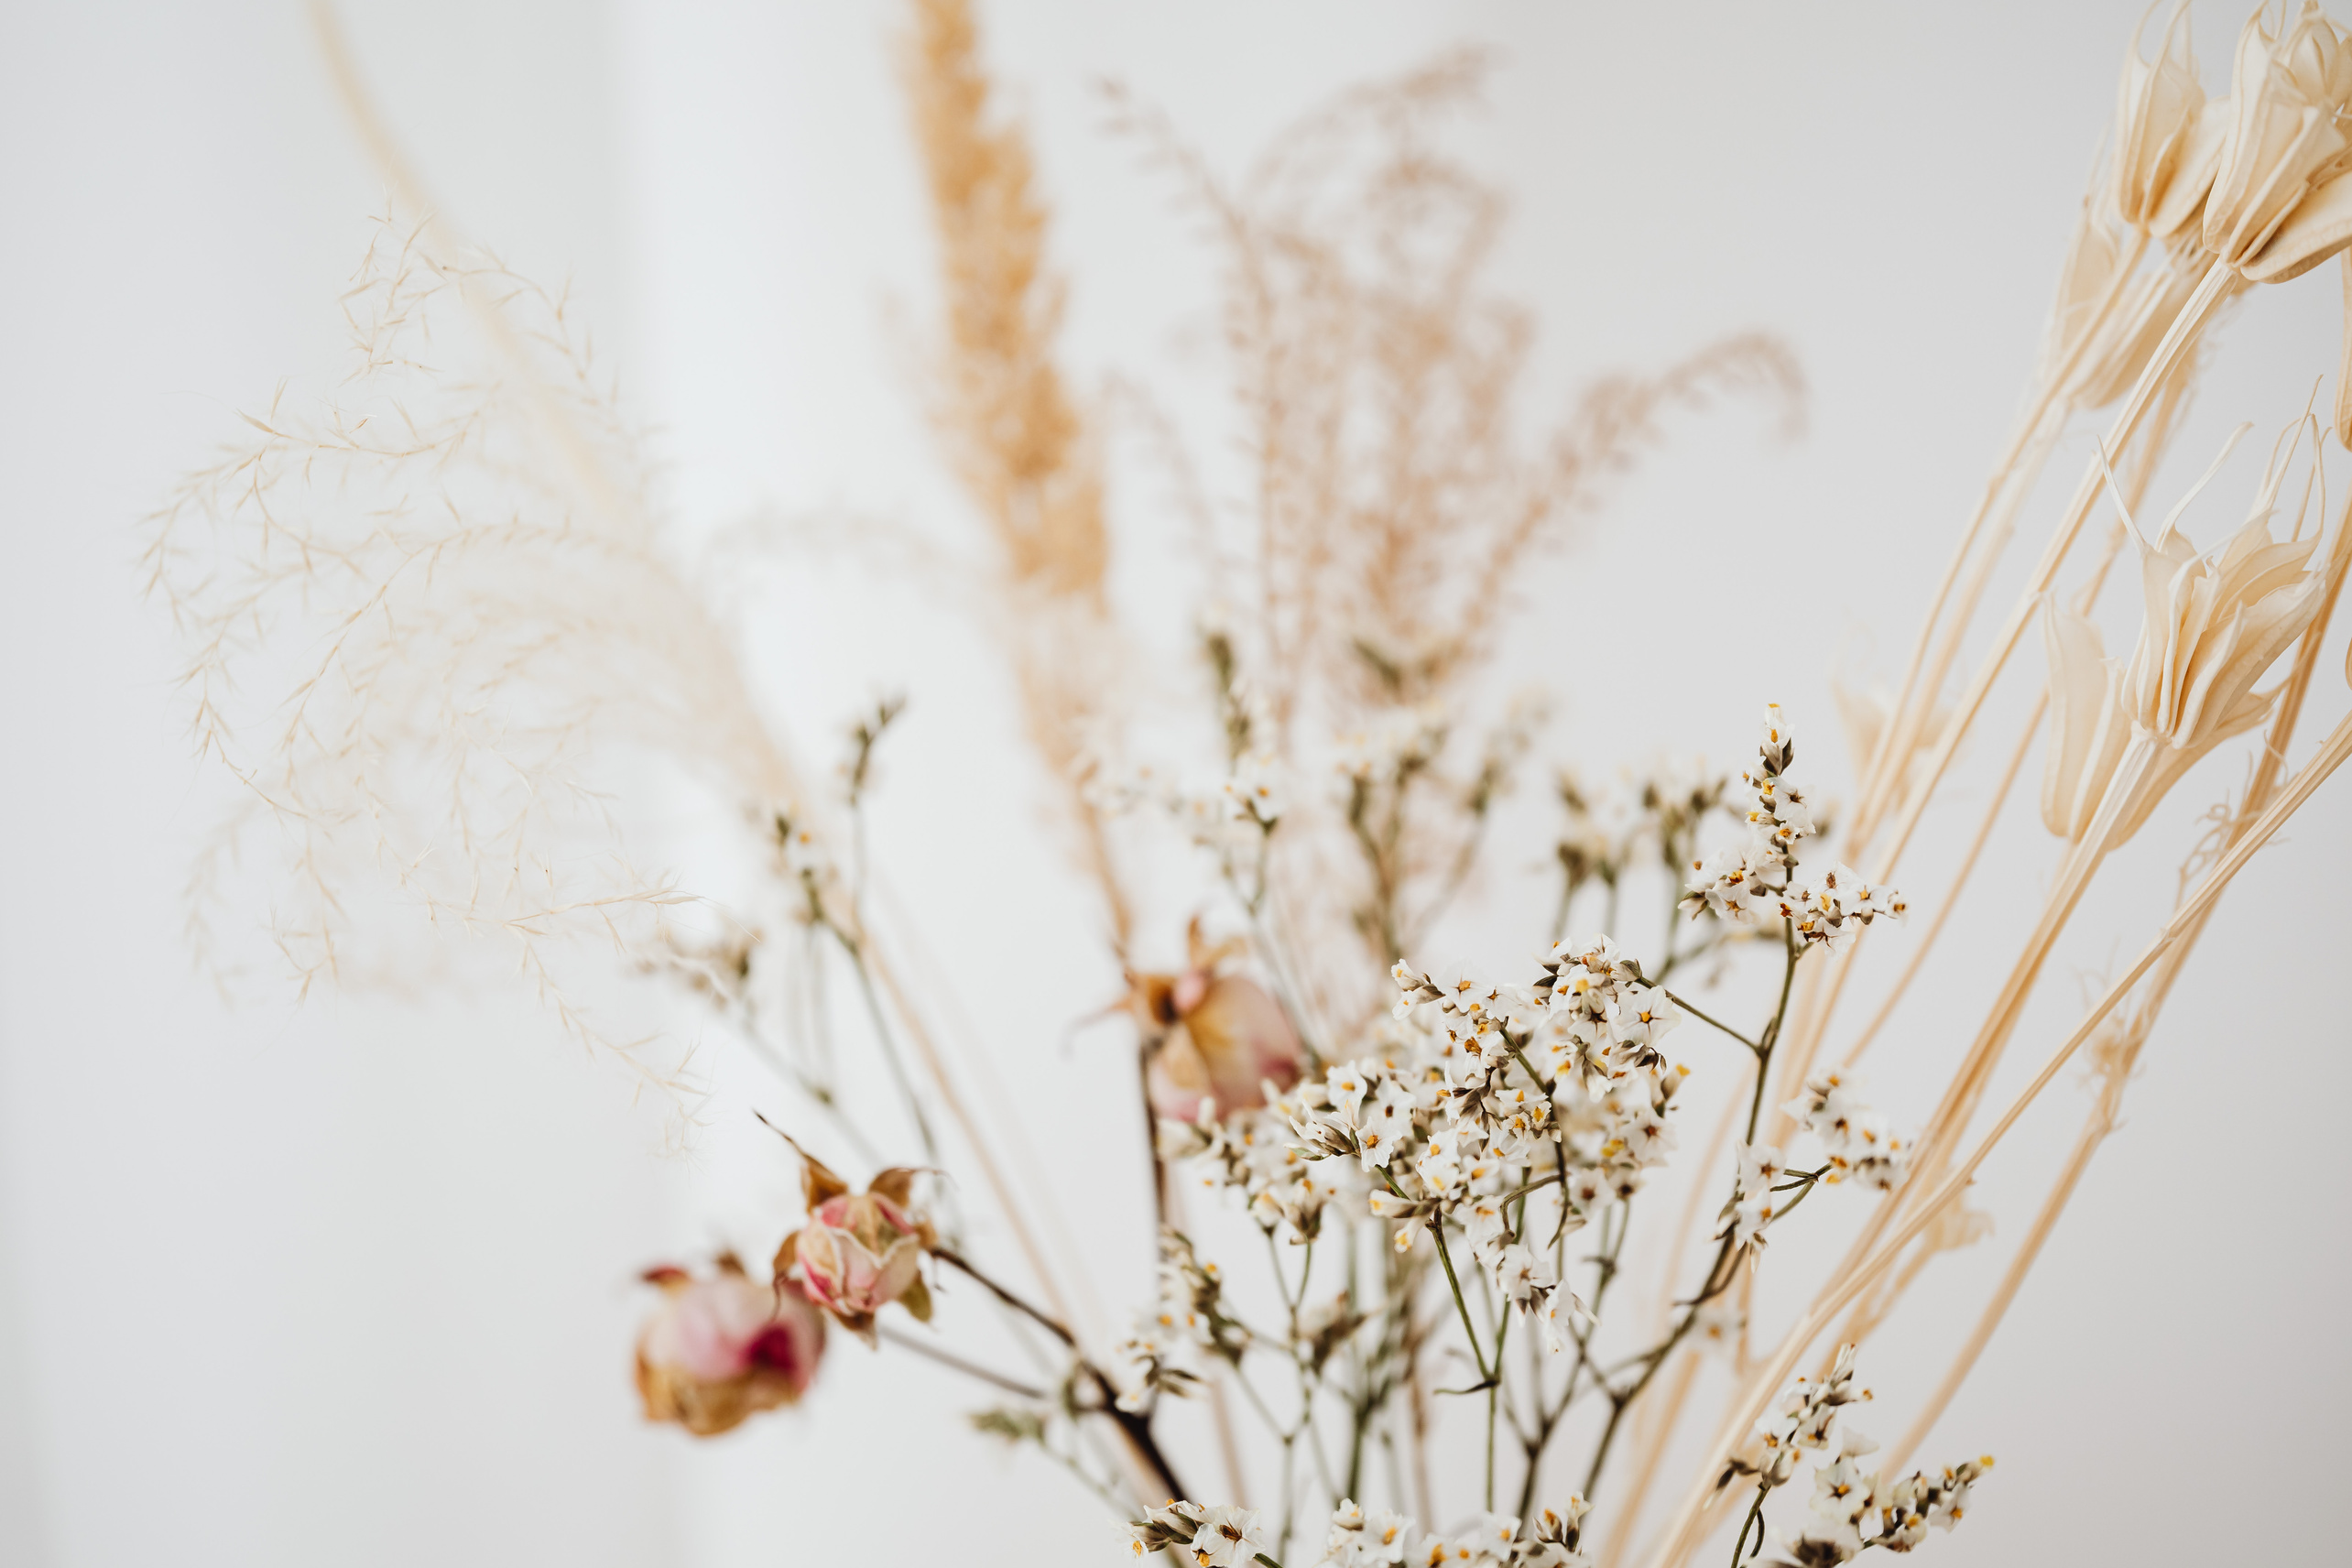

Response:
(2113, 0), (2229, 240)
(2039, 599), (2138, 843)
(2043, 424), (2345, 846)
(2207, 2), (2352, 281)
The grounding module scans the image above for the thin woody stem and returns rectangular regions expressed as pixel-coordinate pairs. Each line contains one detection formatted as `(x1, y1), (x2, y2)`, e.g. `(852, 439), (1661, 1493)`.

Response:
(874, 1321), (1047, 1400)
(934, 1248), (1189, 1500)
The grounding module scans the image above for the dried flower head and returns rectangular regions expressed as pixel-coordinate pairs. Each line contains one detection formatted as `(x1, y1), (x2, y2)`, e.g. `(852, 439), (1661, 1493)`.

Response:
(2043, 425), (2344, 844)
(2206, 1), (2352, 280)
(774, 1156), (938, 1344)
(1130, 920), (1306, 1123)
(634, 1257), (826, 1437)
(2111, 1), (2228, 240)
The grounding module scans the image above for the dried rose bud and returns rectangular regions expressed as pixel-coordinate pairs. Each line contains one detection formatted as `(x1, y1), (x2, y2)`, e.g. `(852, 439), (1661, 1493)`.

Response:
(634, 1256), (825, 1438)
(776, 1162), (937, 1343)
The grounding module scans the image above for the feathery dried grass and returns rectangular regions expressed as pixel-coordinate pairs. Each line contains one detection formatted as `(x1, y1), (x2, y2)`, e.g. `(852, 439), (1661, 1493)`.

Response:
(144, 212), (803, 1104)
(1108, 52), (1799, 1018)
(1114, 51), (1800, 733)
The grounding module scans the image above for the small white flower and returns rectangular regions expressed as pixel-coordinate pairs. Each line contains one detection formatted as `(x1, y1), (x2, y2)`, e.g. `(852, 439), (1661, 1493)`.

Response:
(1734, 1142), (1785, 1198)
(1187, 1504), (1268, 1568)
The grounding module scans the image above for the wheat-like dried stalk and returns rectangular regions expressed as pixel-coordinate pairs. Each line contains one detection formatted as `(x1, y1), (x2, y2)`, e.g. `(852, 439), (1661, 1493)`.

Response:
(901, 0), (1136, 954)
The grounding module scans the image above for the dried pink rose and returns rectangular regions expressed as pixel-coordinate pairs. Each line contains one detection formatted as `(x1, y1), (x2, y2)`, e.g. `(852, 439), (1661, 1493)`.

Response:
(634, 1256), (825, 1437)
(775, 1160), (937, 1343)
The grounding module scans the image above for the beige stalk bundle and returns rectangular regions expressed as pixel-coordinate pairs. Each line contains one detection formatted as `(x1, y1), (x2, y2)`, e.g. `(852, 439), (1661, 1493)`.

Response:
(152, 5), (2352, 1568)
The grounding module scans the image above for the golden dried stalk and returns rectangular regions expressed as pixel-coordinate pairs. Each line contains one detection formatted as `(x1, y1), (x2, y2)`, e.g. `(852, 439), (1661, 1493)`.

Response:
(1882, 474), (2352, 1475)
(900, 0), (1133, 952)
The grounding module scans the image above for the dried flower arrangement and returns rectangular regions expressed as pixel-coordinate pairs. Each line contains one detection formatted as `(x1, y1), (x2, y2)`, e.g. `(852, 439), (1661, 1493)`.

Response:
(143, 3), (2352, 1565)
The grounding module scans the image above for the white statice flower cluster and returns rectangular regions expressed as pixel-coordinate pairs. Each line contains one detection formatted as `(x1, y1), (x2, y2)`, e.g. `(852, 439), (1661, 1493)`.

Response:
(1555, 758), (1733, 938)
(1321, 1497), (1591, 1568)
(1216, 747), (1285, 830)
(1524, 934), (1685, 1090)
(1691, 1299), (1746, 1356)
(1287, 1040), (1600, 1348)
(1155, 1228), (1250, 1363)
(1746, 1344), (1874, 1490)
(1112, 1316), (1200, 1413)
(1728, 1345), (1995, 1564)
(1784, 1073), (1911, 1191)
(1762, 866), (1908, 955)
(1282, 939), (1708, 1353)
(1124, 1500), (1268, 1567)
(1719, 1140), (1795, 1252)
(1088, 747), (1285, 859)
(1776, 1437), (1994, 1565)
(770, 809), (831, 881)
(1159, 1103), (1346, 1239)
(1113, 1272), (1210, 1415)
(1679, 706), (1905, 952)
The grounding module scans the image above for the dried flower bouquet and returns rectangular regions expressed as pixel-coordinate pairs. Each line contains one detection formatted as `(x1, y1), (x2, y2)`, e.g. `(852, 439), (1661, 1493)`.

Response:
(146, 3), (2352, 1566)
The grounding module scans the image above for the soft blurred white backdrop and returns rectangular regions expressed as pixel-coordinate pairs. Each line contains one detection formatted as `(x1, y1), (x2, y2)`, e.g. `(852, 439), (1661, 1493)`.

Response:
(4, 4), (2347, 1565)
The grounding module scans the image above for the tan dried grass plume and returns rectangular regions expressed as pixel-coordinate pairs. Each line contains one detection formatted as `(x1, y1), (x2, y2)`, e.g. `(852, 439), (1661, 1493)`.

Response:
(901, 0), (1135, 953)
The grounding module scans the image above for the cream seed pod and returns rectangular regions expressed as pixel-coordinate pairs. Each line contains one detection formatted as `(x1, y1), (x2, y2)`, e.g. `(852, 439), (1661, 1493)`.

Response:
(2111, 0), (2227, 240)
(2206, 2), (2352, 280)
(2043, 421), (2345, 848)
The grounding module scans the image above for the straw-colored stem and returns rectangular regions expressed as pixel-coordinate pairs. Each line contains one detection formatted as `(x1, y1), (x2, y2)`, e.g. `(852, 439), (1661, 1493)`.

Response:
(1852, 401), (2060, 852)
(1849, 233), (2143, 848)
(1882, 484), (2352, 1474)
(856, 928), (1080, 1323)
(1596, 1346), (1701, 1568)
(1838, 514), (2135, 1069)
(1882, 1100), (2105, 1476)
(1841, 698), (2043, 1067)
(1644, 708), (2352, 1568)
(1868, 259), (2234, 887)
(1855, 739), (2144, 1307)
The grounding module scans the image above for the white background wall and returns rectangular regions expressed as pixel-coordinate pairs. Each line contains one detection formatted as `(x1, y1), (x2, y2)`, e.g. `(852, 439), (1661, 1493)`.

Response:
(4, 3), (2347, 1565)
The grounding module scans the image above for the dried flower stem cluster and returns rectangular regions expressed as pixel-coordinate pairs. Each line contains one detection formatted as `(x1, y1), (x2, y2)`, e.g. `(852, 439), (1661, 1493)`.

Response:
(151, 5), (2352, 1568)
